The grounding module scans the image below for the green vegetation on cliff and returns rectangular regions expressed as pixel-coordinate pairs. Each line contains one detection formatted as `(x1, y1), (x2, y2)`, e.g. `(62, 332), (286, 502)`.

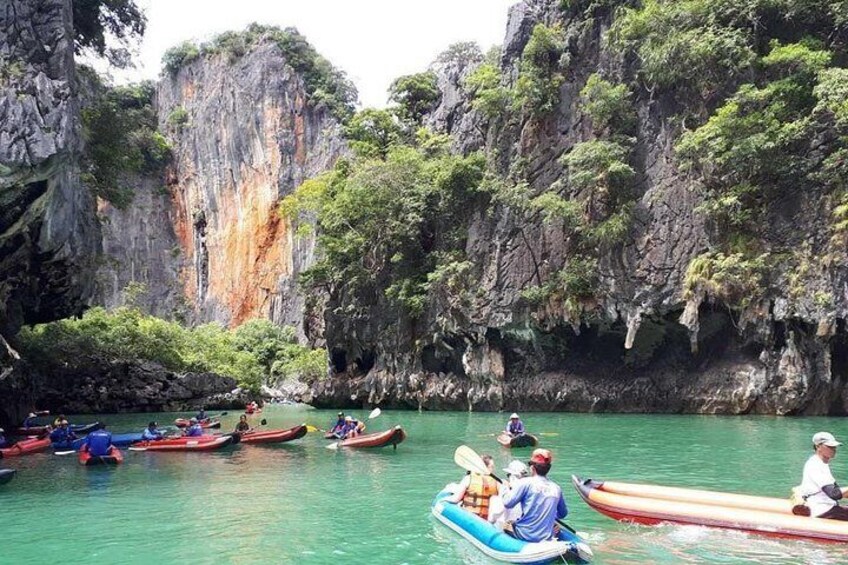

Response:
(80, 74), (171, 209)
(18, 310), (325, 391)
(73, 0), (146, 68)
(161, 24), (358, 122)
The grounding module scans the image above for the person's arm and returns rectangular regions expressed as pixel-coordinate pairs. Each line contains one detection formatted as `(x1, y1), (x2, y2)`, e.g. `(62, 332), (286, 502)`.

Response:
(556, 492), (568, 519)
(517, 422), (525, 434)
(503, 481), (527, 509)
(822, 483), (844, 500)
(445, 475), (471, 504)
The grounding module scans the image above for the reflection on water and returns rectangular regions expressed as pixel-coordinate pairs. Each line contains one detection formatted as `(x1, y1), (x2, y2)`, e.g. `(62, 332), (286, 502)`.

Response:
(1, 408), (847, 563)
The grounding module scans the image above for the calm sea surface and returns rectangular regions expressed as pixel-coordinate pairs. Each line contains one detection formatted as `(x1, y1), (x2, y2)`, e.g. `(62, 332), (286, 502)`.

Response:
(2, 407), (846, 564)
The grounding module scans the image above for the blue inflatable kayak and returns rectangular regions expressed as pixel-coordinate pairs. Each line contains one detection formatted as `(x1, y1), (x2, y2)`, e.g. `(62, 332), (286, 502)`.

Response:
(432, 489), (593, 564)
(52, 437), (86, 451)
(0, 469), (15, 485)
(110, 433), (144, 447)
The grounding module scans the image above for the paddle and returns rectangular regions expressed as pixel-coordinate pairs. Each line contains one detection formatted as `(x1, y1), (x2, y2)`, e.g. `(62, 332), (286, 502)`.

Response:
(54, 450), (76, 456)
(325, 408), (382, 449)
(452, 445), (586, 541)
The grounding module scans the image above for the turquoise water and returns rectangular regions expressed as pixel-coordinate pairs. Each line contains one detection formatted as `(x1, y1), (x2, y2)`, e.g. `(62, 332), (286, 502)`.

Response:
(1, 408), (847, 564)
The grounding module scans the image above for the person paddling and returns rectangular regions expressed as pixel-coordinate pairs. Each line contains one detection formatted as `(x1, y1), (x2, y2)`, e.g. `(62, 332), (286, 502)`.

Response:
(506, 413), (525, 437)
(22, 412), (39, 429)
(502, 448), (567, 542)
(185, 418), (204, 437)
(196, 408), (207, 422)
(341, 416), (361, 439)
(330, 412), (346, 438)
(800, 432), (848, 520)
(82, 423), (114, 457)
(235, 415), (252, 434)
(49, 420), (78, 448)
(445, 454), (500, 521)
(52, 414), (67, 428)
(141, 421), (164, 441)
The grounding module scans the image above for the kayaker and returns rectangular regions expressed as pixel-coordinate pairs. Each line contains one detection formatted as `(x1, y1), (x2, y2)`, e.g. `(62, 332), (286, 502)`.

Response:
(52, 414), (67, 428)
(0, 428), (9, 448)
(22, 412), (38, 429)
(49, 420), (77, 446)
(196, 408), (207, 422)
(185, 418), (204, 437)
(235, 415), (252, 433)
(490, 460), (529, 528)
(800, 431), (848, 520)
(341, 416), (361, 439)
(505, 413), (525, 437)
(83, 423), (113, 457)
(445, 454), (500, 521)
(330, 412), (346, 438)
(142, 421), (164, 441)
(502, 448), (567, 542)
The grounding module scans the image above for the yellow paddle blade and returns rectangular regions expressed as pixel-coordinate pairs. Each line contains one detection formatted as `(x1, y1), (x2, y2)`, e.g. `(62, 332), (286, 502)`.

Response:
(539, 432), (559, 436)
(454, 445), (489, 476)
(305, 425), (320, 433)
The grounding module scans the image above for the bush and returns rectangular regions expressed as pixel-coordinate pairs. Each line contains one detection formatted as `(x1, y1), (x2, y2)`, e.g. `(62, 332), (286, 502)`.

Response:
(521, 256), (598, 318)
(17, 308), (326, 391)
(343, 108), (404, 159)
(580, 74), (637, 134)
(161, 41), (201, 75)
(514, 24), (566, 116)
(167, 107), (189, 129)
(684, 252), (769, 307)
(465, 62), (513, 118)
(388, 72), (440, 127)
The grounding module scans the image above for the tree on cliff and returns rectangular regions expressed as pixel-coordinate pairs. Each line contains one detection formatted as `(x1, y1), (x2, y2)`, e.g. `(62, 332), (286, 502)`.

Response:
(73, 0), (146, 68)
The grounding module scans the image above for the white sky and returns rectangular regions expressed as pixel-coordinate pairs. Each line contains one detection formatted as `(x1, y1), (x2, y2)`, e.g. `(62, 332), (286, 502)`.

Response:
(102, 0), (517, 108)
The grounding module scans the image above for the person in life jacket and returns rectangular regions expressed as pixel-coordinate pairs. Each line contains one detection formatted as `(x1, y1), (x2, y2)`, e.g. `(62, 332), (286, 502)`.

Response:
(506, 413), (525, 437)
(83, 423), (114, 457)
(235, 415), (251, 434)
(142, 421), (164, 441)
(196, 408), (207, 421)
(342, 416), (364, 439)
(185, 418), (204, 437)
(330, 412), (346, 437)
(53, 414), (67, 428)
(49, 420), (78, 447)
(446, 454), (501, 521)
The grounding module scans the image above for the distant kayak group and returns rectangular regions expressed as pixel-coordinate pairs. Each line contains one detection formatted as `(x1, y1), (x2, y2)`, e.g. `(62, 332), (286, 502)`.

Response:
(4, 407), (848, 563)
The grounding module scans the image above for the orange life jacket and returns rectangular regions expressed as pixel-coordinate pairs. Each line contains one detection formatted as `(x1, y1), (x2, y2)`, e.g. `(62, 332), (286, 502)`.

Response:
(462, 473), (498, 519)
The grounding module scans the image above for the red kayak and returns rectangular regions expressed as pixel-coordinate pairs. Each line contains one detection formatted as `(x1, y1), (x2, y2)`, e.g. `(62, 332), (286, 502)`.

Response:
(0, 437), (51, 457)
(79, 446), (124, 466)
(238, 424), (307, 445)
(130, 435), (234, 452)
(174, 418), (221, 429)
(333, 426), (406, 449)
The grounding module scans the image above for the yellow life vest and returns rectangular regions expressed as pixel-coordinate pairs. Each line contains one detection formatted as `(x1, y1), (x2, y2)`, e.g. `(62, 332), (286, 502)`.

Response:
(462, 473), (498, 519)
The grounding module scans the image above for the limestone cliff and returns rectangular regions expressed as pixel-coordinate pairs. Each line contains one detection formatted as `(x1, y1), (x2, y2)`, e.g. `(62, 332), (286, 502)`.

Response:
(0, 0), (99, 350)
(310, 0), (848, 415)
(154, 40), (346, 333)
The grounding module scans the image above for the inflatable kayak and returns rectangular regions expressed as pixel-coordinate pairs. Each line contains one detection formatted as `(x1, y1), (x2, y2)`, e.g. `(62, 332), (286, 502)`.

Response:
(0, 468), (15, 484)
(497, 433), (539, 448)
(130, 434), (234, 452)
(52, 437), (86, 452)
(174, 418), (221, 429)
(12, 426), (50, 436)
(238, 424), (307, 445)
(572, 476), (848, 543)
(110, 433), (144, 447)
(332, 426), (406, 449)
(79, 446), (124, 466)
(432, 488), (593, 563)
(324, 424), (366, 440)
(0, 437), (51, 457)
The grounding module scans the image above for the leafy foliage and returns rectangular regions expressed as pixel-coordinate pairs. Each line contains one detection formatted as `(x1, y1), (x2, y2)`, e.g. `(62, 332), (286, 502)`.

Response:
(683, 252), (769, 307)
(388, 72), (440, 126)
(514, 24), (566, 116)
(465, 61), (513, 119)
(160, 24), (358, 122)
(521, 256), (599, 319)
(81, 78), (171, 209)
(72, 0), (146, 68)
(343, 108), (404, 159)
(17, 309), (325, 391)
(580, 74), (637, 133)
(281, 134), (486, 317)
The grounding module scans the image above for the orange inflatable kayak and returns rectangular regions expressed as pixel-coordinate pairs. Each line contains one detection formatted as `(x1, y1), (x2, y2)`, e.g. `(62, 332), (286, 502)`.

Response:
(333, 426), (406, 449)
(573, 476), (848, 543)
(237, 424), (307, 445)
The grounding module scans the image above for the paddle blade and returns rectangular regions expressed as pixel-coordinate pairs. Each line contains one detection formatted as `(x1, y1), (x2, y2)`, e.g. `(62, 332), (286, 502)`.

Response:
(576, 542), (594, 562)
(325, 442), (340, 450)
(305, 425), (320, 433)
(454, 445), (488, 476)
(368, 407), (381, 419)
(127, 447), (147, 452)
(260, 419), (267, 425)
(54, 450), (76, 456)
(220, 412), (228, 416)
(539, 432), (559, 437)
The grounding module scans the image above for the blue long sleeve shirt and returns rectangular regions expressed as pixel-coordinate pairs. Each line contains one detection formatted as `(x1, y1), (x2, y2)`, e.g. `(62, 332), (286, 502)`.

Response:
(84, 430), (113, 457)
(185, 424), (203, 437)
(502, 475), (567, 542)
(142, 428), (163, 441)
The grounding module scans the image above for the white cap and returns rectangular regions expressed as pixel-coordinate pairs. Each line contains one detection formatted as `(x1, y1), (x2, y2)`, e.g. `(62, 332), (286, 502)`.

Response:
(503, 460), (528, 477)
(345, 416), (353, 421)
(510, 413), (519, 419)
(190, 417), (198, 423)
(813, 432), (842, 447)
(0, 428), (4, 433)
(28, 413), (36, 418)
